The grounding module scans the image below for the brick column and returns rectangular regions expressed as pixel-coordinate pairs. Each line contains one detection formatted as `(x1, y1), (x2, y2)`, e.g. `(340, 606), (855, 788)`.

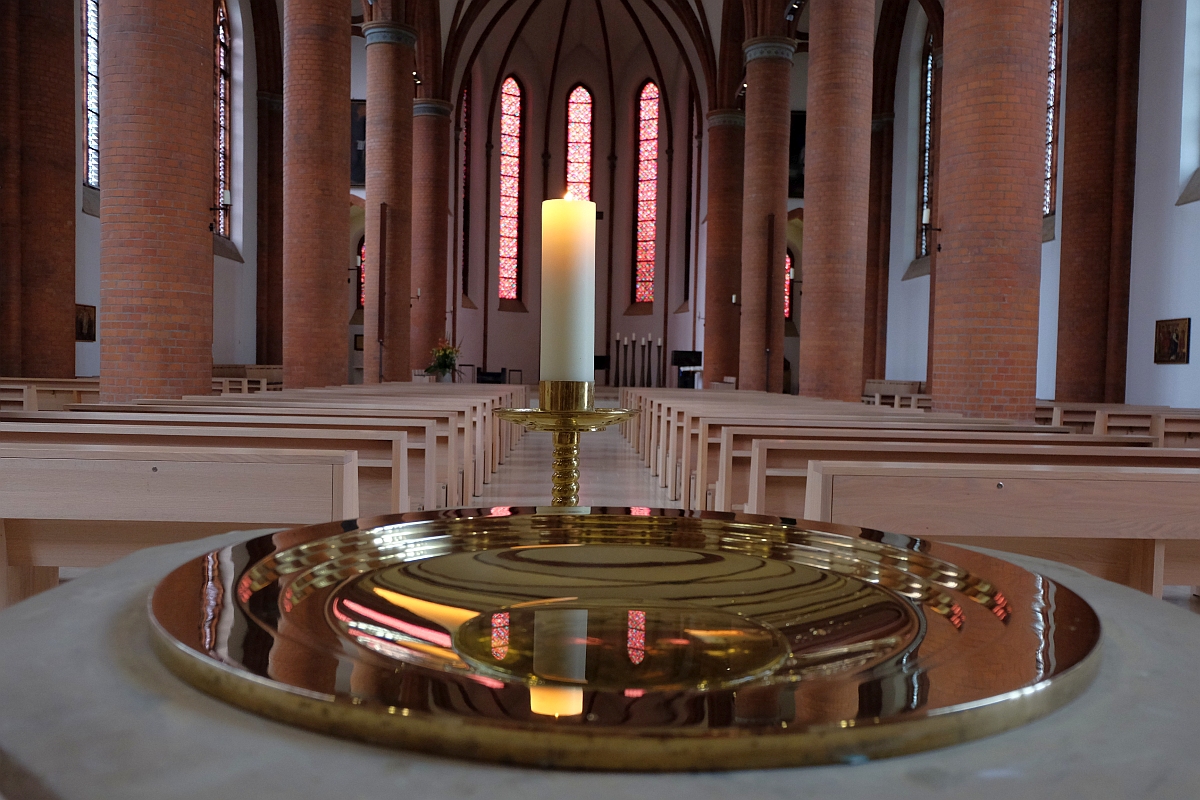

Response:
(283, 0), (350, 388)
(798, 0), (874, 401)
(361, 21), (415, 383)
(1056, 0), (1117, 402)
(99, 0), (213, 401)
(737, 38), (793, 392)
(19, 0), (75, 377)
(932, 0), (1049, 418)
(411, 98), (452, 372)
(0, 0), (20, 375)
(701, 111), (744, 387)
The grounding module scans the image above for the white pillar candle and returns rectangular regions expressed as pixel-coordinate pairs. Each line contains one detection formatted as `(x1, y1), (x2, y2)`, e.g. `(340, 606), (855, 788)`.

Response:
(540, 197), (597, 382)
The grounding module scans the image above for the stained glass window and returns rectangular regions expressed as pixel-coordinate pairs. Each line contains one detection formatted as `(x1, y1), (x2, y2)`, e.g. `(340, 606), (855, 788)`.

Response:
(498, 77), (522, 301)
(82, 0), (100, 187)
(784, 250), (794, 319)
(633, 82), (659, 304)
(460, 87), (471, 298)
(357, 237), (366, 309)
(491, 612), (510, 660)
(917, 31), (936, 258)
(566, 85), (593, 201)
(627, 609), (646, 665)
(214, 0), (232, 237)
(1044, 0), (1063, 216)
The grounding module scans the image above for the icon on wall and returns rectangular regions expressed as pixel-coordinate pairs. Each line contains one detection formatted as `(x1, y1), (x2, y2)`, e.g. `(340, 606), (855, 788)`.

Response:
(75, 304), (96, 342)
(1154, 318), (1190, 365)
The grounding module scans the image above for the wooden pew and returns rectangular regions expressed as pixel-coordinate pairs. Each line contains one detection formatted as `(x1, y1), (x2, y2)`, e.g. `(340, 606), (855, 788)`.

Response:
(743, 438), (1200, 518)
(802, 460), (1200, 597)
(0, 443), (357, 607)
(0, 378), (101, 411)
(709, 426), (1155, 513)
(0, 422), (409, 515)
(58, 403), (470, 504)
(685, 414), (1067, 511)
(0, 410), (445, 510)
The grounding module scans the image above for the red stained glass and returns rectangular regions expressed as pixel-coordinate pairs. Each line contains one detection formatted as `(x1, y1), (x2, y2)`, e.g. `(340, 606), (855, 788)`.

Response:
(633, 83), (658, 303)
(491, 612), (510, 660)
(499, 77), (522, 300)
(358, 238), (366, 309)
(784, 250), (793, 319)
(566, 85), (592, 200)
(627, 609), (646, 665)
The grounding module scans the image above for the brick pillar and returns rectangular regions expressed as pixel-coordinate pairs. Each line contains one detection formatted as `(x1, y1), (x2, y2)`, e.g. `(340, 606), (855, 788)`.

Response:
(99, 0), (213, 401)
(411, 99), (452, 372)
(0, 0), (20, 375)
(361, 21), (415, 384)
(798, 0), (874, 401)
(702, 110), (744, 387)
(283, 0), (350, 388)
(932, 0), (1049, 419)
(19, 0), (75, 377)
(1056, 0), (1118, 402)
(737, 38), (793, 392)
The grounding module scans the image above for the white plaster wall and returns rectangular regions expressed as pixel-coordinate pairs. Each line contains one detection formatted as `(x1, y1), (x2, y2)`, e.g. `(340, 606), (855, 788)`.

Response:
(74, 0), (99, 375)
(351, 35), (367, 100)
(883, 2), (928, 382)
(1126, 0), (1200, 405)
(1036, 0), (1069, 400)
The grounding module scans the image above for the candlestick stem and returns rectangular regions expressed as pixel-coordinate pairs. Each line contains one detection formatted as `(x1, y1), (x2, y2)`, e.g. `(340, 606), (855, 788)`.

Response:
(551, 431), (582, 506)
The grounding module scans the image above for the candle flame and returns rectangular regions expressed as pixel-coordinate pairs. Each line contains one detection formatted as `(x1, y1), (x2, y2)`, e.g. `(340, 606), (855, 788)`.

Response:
(564, 191), (576, 201)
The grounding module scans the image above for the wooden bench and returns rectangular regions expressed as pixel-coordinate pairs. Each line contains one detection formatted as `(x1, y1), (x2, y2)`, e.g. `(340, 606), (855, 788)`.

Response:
(684, 415), (1068, 511)
(802, 460), (1200, 597)
(708, 426), (1155, 513)
(0, 443), (357, 608)
(0, 410), (446, 510)
(743, 438), (1200, 518)
(0, 378), (101, 411)
(0, 422), (410, 515)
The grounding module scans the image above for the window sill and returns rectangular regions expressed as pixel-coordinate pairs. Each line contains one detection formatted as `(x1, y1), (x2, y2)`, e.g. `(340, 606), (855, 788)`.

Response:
(1042, 213), (1056, 243)
(498, 298), (528, 313)
(82, 184), (99, 217)
(673, 299), (689, 314)
(461, 294), (478, 310)
(1177, 169), (1200, 206)
(213, 234), (244, 263)
(624, 302), (653, 316)
(902, 255), (930, 281)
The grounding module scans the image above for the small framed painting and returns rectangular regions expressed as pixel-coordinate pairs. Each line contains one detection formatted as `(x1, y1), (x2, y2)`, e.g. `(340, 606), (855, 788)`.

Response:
(75, 304), (96, 342)
(1154, 318), (1190, 364)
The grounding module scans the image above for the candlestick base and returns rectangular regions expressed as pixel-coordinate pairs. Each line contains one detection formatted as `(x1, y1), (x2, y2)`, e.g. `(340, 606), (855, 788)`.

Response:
(495, 380), (637, 506)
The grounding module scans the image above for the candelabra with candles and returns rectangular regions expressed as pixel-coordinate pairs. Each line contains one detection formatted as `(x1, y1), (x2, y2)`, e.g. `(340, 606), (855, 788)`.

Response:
(495, 195), (637, 507)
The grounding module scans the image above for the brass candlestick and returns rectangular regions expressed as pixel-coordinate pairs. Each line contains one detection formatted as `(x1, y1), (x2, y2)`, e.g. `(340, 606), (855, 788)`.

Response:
(495, 381), (637, 507)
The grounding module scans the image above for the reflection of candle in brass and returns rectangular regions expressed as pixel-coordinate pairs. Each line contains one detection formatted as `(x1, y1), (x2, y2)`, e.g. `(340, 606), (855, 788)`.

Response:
(529, 685), (584, 718)
(530, 608), (588, 718)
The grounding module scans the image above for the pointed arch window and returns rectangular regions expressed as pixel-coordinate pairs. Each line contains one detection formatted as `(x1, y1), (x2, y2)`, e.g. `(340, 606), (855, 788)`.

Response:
(357, 237), (366, 309)
(214, 0), (232, 237)
(498, 76), (523, 301)
(784, 250), (794, 319)
(917, 31), (937, 258)
(82, 0), (100, 188)
(459, 86), (471, 298)
(633, 82), (660, 304)
(1044, 0), (1063, 216)
(566, 85), (593, 200)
